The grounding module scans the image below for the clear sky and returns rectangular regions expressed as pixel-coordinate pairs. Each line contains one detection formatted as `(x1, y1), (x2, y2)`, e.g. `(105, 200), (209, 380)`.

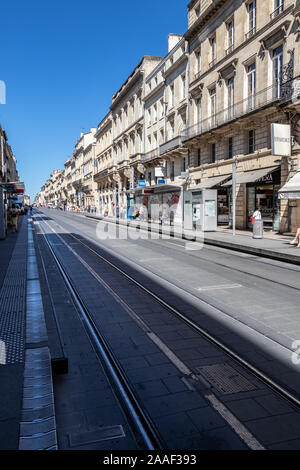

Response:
(0, 0), (187, 202)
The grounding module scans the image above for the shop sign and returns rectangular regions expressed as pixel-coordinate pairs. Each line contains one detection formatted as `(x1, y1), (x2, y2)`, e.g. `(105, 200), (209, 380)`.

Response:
(142, 189), (154, 195)
(157, 179), (165, 185)
(138, 180), (146, 187)
(271, 123), (291, 157)
(155, 167), (165, 177)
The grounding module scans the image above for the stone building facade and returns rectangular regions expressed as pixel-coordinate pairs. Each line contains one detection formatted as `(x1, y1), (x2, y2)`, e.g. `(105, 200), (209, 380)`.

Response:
(36, 0), (300, 231)
(184, 0), (300, 231)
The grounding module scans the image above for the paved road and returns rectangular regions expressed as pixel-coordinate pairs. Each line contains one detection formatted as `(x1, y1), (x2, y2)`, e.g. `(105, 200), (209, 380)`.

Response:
(37, 209), (300, 396)
(33, 209), (300, 450)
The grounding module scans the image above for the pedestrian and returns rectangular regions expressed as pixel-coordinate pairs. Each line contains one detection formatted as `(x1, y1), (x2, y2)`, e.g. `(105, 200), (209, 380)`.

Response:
(290, 228), (300, 248)
(104, 204), (108, 217)
(250, 207), (262, 225)
(9, 203), (19, 233)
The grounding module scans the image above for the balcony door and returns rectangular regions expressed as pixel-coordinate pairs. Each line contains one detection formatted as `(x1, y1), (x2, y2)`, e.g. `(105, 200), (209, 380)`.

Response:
(272, 45), (283, 99)
(247, 63), (256, 111)
(227, 77), (234, 120)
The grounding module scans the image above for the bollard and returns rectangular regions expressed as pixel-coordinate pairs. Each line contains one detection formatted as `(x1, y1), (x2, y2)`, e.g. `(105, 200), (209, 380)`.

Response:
(253, 219), (264, 239)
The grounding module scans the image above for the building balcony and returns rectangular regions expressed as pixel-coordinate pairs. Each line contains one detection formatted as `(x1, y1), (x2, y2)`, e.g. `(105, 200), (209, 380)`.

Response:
(182, 81), (295, 143)
(94, 169), (108, 181)
(160, 136), (181, 156)
(72, 178), (82, 187)
(143, 148), (161, 163)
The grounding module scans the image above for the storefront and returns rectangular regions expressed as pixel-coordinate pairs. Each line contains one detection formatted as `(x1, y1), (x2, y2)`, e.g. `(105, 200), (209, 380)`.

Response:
(222, 166), (281, 231)
(191, 175), (231, 226)
(245, 167), (281, 230)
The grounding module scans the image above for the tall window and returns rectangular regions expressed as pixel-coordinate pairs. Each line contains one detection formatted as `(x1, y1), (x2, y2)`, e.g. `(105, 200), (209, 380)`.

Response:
(131, 135), (135, 155)
(211, 143), (216, 163)
(272, 44), (283, 98)
(125, 109), (128, 128)
(148, 108), (152, 126)
(169, 120), (174, 140)
(197, 148), (201, 167)
(271, 0), (284, 19)
(182, 74), (186, 99)
(247, 1), (256, 38)
(248, 130), (255, 153)
(228, 137), (233, 159)
(210, 35), (216, 66)
(170, 84), (175, 107)
(195, 49), (201, 77)
(160, 99), (164, 119)
(247, 62), (256, 110)
(210, 88), (217, 127)
(226, 19), (234, 54)
(153, 104), (157, 122)
(227, 77), (234, 120)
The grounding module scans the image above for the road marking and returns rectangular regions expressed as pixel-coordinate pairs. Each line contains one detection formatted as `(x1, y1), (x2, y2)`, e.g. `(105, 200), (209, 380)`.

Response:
(205, 393), (265, 450)
(139, 257), (173, 263)
(197, 284), (243, 291)
(147, 332), (192, 376)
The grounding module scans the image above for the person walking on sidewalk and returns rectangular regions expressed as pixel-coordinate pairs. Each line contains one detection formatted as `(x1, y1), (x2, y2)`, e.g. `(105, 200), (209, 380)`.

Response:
(9, 203), (19, 233)
(290, 228), (300, 248)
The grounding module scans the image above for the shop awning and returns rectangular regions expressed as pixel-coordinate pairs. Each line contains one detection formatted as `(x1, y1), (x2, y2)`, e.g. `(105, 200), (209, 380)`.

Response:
(0, 182), (25, 193)
(192, 174), (231, 190)
(222, 167), (279, 187)
(128, 183), (183, 195)
(278, 170), (300, 199)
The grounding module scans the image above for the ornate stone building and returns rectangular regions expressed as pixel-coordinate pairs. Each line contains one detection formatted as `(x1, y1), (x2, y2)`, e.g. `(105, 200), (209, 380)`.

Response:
(184, 0), (300, 231)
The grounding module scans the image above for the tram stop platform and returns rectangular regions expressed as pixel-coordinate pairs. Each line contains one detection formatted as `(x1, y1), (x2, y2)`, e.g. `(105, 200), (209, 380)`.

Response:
(85, 213), (300, 266)
(0, 215), (57, 450)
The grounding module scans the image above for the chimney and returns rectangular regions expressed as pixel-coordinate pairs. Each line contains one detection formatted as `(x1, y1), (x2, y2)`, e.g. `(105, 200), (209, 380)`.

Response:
(168, 34), (183, 53)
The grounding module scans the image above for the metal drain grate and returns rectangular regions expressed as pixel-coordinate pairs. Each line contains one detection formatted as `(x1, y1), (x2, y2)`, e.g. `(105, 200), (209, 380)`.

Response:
(69, 425), (125, 448)
(196, 363), (257, 395)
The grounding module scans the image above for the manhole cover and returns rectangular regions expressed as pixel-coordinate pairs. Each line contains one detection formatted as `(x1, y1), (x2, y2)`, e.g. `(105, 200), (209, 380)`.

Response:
(69, 425), (125, 448)
(196, 363), (256, 395)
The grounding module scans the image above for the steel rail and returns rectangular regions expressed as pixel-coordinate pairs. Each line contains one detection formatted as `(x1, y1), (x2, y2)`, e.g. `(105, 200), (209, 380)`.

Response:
(36, 211), (300, 411)
(36, 216), (165, 451)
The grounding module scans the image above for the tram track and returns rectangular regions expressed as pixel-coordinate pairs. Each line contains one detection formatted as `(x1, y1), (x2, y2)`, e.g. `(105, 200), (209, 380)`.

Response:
(35, 214), (165, 451)
(34, 211), (300, 450)
(35, 211), (300, 409)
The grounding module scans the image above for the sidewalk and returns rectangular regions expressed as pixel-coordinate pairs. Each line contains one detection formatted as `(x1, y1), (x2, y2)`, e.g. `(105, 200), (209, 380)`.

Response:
(0, 216), (57, 450)
(85, 213), (300, 266)
(0, 217), (27, 449)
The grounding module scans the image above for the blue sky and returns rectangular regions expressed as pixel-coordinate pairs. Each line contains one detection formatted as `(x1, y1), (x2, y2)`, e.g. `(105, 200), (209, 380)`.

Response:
(0, 0), (187, 201)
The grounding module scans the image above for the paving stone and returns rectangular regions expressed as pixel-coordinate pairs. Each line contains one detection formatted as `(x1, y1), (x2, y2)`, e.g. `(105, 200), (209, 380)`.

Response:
(224, 398), (270, 421)
(246, 413), (300, 445)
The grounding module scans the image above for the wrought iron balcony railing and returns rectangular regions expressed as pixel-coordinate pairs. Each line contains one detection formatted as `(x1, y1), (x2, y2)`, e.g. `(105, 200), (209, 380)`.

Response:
(160, 136), (181, 155)
(143, 148), (160, 163)
(182, 81), (294, 142)
(245, 27), (256, 40)
(270, 2), (284, 20)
